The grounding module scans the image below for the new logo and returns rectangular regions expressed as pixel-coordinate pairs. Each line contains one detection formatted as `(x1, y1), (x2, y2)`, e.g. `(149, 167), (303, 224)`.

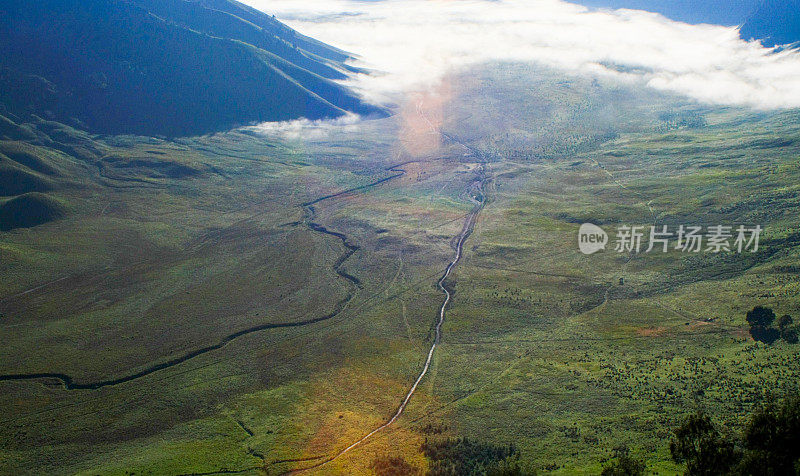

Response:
(578, 223), (608, 255)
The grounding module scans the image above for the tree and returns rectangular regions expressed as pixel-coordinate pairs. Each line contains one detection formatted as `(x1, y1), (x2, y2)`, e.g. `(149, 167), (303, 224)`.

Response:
(745, 307), (783, 344)
(735, 395), (800, 475)
(601, 445), (645, 476)
(776, 314), (798, 344)
(749, 325), (781, 345)
(777, 314), (794, 330)
(670, 412), (740, 475)
(746, 306), (776, 328)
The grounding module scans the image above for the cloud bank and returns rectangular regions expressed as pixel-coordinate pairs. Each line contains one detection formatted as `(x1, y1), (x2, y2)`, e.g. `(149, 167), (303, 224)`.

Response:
(240, 0), (800, 110)
(245, 113), (363, 139)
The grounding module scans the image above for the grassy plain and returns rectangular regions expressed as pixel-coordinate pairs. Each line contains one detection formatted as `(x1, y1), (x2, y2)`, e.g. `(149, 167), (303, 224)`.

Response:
(1, 64), (799, 475)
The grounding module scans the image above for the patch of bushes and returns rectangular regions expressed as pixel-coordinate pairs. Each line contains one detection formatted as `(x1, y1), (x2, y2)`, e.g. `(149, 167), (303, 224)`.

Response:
(371, 455), (421, 476)
(670, 394), (800, 475)
(601, 445), (646, 476)
(421, 437), (534, 476)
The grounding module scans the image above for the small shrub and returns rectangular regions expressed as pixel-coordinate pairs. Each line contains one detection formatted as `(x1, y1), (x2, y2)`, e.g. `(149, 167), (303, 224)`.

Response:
(777, 314), (794, 330)
(371, 455), (420, 476)
(601, 445), (645, 476)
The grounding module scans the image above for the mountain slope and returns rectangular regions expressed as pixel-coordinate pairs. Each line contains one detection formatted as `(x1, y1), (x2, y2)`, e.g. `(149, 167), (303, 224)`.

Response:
(0, 0), (384, 137)
(575, 0), (760, 26)
(190, 0), (355, 64)
(740, 0), (800, 47)
(129, 0), (354, 80)
(576, 0), (800, 47)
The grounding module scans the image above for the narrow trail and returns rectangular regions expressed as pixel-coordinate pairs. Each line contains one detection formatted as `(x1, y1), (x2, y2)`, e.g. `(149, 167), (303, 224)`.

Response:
(3, 276), (72, 300)
(287, 105), (489, 473)
(0, 164), (409, 391)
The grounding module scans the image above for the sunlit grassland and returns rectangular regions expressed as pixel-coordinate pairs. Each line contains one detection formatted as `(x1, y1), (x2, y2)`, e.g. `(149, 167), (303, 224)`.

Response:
(1, 64), (800, 475)
(416, 71), (800, 473)
(0, 109), (486, 474)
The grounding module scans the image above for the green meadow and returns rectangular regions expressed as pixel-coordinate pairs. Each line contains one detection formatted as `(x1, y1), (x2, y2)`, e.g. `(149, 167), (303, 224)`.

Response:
(1, 64), (799, 474)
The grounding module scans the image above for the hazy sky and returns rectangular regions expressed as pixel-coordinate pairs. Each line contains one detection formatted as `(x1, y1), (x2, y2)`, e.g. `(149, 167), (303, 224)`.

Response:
(241, 0), (800, 110)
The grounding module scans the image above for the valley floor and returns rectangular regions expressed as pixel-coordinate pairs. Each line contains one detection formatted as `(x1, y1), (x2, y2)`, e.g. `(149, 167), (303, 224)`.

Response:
(1, 65), (799, 475)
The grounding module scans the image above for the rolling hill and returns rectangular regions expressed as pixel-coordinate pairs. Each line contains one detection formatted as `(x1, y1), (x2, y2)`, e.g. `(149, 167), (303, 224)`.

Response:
(0, 0), (385, 137)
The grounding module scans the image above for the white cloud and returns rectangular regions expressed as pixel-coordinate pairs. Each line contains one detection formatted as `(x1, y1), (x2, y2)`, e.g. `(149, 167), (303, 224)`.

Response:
(244, 112), (363, 139)
(240, 0), (800, 110)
